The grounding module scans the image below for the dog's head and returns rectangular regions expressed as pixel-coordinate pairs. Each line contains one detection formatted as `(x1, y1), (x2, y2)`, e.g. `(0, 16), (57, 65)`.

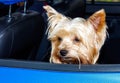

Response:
(44, 5), (107, 64)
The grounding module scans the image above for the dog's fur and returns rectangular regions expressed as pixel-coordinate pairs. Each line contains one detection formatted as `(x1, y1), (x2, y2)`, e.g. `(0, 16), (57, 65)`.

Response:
(43, 5), (107, 64)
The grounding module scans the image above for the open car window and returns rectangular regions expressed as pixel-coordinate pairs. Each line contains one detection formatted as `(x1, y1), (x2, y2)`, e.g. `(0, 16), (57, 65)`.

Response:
(87, 0), (120, 3)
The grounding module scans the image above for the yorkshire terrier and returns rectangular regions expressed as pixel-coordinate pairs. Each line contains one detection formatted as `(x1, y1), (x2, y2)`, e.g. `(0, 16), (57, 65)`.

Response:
(43, 5), (107, 65)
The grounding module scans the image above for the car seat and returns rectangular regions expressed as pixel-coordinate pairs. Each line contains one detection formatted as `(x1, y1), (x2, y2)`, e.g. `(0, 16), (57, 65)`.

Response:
(98, 17), (120, 64)
(52, 0), (86, 18)
(0, 1), (45, 60)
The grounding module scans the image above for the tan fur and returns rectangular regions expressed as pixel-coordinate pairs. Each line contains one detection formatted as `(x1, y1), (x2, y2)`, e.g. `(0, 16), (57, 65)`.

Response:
(43, 5), (107, 64)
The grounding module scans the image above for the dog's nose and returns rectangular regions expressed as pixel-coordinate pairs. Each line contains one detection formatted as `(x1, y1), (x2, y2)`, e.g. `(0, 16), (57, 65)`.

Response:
(60, 50), (68, 56)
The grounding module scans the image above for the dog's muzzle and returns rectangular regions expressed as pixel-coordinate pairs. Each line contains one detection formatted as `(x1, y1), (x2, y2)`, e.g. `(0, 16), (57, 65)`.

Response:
(60, 50), (68, 57)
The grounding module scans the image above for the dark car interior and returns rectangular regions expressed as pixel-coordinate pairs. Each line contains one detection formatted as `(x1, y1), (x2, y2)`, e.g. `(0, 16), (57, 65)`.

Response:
(0, 0), (120, 68)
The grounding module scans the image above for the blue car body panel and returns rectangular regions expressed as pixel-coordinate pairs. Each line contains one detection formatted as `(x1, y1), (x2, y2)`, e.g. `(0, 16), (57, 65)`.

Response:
(0, 59), (120, 83)
(0, 66), (120, 83)
(0, 0), (24, 5)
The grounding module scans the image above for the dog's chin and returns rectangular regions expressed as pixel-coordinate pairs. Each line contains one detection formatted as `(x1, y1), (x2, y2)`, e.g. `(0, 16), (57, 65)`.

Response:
(60, 57), (80, 64)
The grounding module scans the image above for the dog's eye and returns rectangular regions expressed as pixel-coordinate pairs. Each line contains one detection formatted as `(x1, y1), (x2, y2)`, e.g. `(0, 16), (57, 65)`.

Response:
(58, 37), (62, 41)
(74, 37), (80, 42)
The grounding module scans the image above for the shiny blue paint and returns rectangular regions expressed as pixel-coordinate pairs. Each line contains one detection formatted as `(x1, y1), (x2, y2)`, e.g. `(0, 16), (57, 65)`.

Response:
(0, 0), (24, 5)
(0, 67), (120, 83)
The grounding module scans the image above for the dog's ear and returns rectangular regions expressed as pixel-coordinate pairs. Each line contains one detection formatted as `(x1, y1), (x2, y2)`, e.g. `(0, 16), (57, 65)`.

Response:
(87, 9), (106, 32)
(43, 5), (65, 22)
(43, 5), (66, 34)
(43, 5), (59, 18)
